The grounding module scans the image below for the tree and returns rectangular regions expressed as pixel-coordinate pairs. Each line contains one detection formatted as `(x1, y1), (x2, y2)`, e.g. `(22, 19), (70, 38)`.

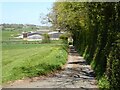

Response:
(49, 2), (120, 89)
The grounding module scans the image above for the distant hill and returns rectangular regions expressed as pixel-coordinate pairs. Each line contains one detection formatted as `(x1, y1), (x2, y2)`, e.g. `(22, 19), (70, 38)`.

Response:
(1, 24), (51, 31)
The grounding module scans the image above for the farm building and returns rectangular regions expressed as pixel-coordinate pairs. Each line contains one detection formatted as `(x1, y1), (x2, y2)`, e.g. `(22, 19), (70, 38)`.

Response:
(48, 31), (65, 40)
(15, 31), (65, 41)
(24, 32), (43, 41)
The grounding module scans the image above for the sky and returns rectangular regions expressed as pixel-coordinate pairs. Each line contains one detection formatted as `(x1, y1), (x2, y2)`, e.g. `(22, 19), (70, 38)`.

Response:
(1, 1), (54, 26)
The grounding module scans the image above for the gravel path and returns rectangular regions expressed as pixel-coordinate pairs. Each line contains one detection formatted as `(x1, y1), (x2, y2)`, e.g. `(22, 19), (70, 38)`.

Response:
(3, 45), (98, 89)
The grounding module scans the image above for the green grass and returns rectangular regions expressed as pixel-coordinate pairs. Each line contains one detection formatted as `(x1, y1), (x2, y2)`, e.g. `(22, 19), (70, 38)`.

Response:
(98, 75), (110, 89)
(2, 30), (20, 41)
(91, 59), (110, 89)
(2, 27), (68, 84)
(2, 42), (68, 84)
(2, 27), (36, 41)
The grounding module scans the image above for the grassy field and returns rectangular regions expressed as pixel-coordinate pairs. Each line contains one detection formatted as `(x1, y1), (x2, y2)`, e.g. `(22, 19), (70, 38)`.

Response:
(2, 27), (68, 84)
(2, 41), (68, 84)
(2, 27), (36, 41)
(2, 30), (21, 41)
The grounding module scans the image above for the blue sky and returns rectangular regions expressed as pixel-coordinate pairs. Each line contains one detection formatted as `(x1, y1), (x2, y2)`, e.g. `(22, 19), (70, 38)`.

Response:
(1, 2), (54, 25)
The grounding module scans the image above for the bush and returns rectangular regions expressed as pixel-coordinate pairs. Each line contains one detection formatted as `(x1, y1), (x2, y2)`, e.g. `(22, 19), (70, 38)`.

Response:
(42, 33), (50, 43)
(59, 34), (68, 40)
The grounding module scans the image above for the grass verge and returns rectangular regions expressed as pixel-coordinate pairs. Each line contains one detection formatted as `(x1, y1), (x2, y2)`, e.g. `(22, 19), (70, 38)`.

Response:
(2, 41), (68, 84)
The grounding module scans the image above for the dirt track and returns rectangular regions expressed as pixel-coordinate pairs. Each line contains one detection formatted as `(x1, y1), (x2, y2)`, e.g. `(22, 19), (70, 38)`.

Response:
(3, 45), (98, 89)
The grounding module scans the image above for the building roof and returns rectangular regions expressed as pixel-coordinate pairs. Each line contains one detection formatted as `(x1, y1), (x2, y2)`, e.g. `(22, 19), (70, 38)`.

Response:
(27, 32), (42, 36)
(27, 34), (43, 39)
(48, 31), (64, 34)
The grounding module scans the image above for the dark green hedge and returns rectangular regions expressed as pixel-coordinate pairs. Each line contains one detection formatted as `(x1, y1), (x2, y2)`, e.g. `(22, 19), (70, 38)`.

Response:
(51, 2), (120, 89)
